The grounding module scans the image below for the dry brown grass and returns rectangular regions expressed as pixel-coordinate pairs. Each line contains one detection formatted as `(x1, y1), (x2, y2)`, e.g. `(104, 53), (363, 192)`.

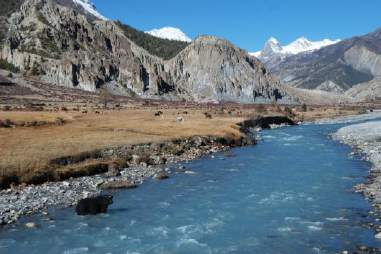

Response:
(0, 108), (244, 178)
(0, 104), (362, 184)
(295, 106), (364, 121)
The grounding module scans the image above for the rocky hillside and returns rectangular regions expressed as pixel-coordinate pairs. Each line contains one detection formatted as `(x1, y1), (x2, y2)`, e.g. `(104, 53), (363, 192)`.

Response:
(0, 0), (25, 45)
(0, 0), (299, 104)
(263, 28), (381, 102)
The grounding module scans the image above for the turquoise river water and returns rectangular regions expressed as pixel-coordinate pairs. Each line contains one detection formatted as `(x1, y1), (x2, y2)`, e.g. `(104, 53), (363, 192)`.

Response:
(1, 119), (381, 253)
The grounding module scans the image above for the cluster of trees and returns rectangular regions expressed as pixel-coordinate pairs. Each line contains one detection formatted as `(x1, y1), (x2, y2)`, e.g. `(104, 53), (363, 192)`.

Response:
(0, 59), (20, 73)
(0, 0), (24, 17)
(116, 21), (189, 60)
(0, 0), (24, 44)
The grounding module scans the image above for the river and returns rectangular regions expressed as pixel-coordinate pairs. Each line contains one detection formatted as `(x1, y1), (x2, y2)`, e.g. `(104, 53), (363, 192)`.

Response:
(1, 118), (381, 253)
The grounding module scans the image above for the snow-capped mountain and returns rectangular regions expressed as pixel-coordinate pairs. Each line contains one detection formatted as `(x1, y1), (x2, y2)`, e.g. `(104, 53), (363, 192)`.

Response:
(251, 37), (340, 60)
(72, 0), (108, 20)
(145, 27), (192, 42)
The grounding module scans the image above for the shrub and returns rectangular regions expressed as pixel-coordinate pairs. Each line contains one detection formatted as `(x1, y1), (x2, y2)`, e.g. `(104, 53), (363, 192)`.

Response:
(284, 106), (296, 118)
(256, 104), (266, 113)
(0, 59), (20, 73)
(0, 119), (14, 128)
(55, 117), (65, 126)
(99, 87), (113, 109)
(301, 103), (308, 112)
(3, 105), (11, 111)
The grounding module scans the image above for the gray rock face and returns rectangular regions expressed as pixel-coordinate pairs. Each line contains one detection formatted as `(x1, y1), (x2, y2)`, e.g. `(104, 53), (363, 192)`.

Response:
(0, 0), (298, 103)
(316, 81), (344, 94)
(164, 36), (295, 103)
(345, 79), (381, 102)
(262, 28), (381, 100)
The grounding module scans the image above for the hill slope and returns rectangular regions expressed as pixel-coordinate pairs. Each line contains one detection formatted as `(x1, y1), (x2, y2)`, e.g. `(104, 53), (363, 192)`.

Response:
(0, 0), (300, 104)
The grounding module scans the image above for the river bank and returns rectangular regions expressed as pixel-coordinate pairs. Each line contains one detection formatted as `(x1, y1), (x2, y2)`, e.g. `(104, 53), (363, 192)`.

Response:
(1, 115), (304, 225)
(333, 118), (381, 237)
(0, 111), (374, 227)
(2, 113), (380, 254)
(0, 134), (256, 225)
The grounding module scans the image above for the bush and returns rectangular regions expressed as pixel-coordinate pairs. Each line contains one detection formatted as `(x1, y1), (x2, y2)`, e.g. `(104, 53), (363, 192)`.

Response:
(284, 106), (296, 118)
(0, 59), (20, 73)
(256, 104), (266, 113)
(301, 103), (307, 112)
(0, 0), (24, 17)
(99, 87), (113, 109)
(0, 119), (14, 128)
(55, 117), (65, 126)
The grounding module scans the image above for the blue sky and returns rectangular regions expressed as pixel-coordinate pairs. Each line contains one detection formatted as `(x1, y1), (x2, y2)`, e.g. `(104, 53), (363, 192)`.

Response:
(93, 0), (381, 52)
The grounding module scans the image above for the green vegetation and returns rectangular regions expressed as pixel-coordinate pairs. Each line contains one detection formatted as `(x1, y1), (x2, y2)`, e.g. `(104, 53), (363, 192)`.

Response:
(41, 36), (60, 54)
(0, 0), (24, 17)
(0, 0), (25, 46)
(116, 21), (189, 60)
(30, 62), (46, 76)
(301, 103), (307, 112)
(0, 59), (20, 73)
(37, 13), (50, 27)
(284, 106), (296, 118)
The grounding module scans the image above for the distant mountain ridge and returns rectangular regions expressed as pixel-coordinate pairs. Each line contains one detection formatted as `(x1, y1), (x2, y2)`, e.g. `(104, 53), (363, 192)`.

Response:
(145, 27), (192, 42)
(251, 37), (340, 60)
(262, 28), (381, 102)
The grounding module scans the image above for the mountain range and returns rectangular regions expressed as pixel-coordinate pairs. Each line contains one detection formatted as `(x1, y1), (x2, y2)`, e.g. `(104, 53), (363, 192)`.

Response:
(0, 0), (299, 104)
(262, 29), (381, 102)
(251, 37), (340, 60)
(0, 0), (380, 104)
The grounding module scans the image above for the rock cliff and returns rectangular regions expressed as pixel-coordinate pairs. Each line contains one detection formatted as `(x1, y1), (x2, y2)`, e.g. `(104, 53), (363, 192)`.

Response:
(0, 0), (298, 103)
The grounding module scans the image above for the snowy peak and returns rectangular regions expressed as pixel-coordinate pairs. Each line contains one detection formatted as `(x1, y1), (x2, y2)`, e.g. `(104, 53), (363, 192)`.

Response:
(283, 37), (340, 54)
(262, 37), (282, 55)
(251, 36), (340, 59)
(145, 27), (192, 42)
(72, 0), (108, 20)
(267, 37), (280, 45)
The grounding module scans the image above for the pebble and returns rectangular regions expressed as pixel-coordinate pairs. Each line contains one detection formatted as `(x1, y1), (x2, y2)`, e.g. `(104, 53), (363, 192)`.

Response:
(334, 119), (381, 253)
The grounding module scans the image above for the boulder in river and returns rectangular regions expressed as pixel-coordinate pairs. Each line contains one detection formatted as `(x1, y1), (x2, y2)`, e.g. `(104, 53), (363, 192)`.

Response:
(154, 171), (169, 180)
(75, 195), (113, 215)
(99, 180), (138, 190)
(25, 222), (37, 228)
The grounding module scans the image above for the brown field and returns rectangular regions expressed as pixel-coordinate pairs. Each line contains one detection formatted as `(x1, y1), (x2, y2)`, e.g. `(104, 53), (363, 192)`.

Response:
(0, 108), (244, 178)
(0, 103), (366, 181)
(0, 72), (373, 185)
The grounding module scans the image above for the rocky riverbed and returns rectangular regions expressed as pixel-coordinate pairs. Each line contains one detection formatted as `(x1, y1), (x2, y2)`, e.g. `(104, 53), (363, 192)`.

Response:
(333, 120), (381, 239)
(0, 115), (299, 226)
(0, 135), (245, 225)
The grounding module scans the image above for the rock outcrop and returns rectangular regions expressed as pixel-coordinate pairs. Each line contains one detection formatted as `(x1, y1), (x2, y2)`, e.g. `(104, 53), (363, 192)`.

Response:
(0, 0), (299, 103)
(164, 36), (295, 103)
(239, 116), (296, 131)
